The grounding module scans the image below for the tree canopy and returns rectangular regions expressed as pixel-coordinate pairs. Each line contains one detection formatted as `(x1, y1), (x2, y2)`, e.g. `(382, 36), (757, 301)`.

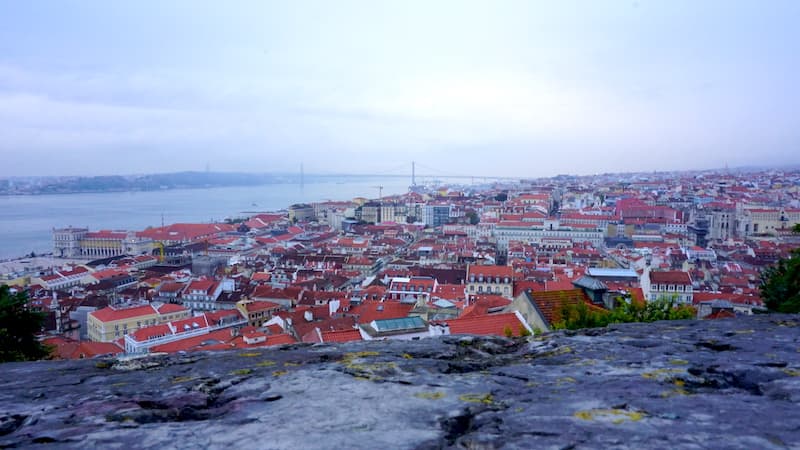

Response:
(760, 248), (800, 313)
(552, 296), (695, 330)
(0, 285), (49, 362)
(759, 224), (800, 313)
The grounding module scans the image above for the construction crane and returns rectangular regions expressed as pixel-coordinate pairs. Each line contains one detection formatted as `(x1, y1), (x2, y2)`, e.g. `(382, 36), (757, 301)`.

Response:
(154, 242), (165, 263)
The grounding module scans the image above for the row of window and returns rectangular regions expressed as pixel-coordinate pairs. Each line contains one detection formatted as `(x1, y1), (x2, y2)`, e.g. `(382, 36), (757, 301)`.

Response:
(653, 284), (690, 292)
(469, 276), (511, 284)
(469, 285), (510, 294)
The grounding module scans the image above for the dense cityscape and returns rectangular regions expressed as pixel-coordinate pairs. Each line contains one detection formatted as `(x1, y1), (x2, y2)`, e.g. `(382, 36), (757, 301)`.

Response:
(1, 167), (798, 359)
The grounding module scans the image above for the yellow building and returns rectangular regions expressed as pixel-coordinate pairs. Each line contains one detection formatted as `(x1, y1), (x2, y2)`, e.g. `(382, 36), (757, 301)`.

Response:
(80, 230), (127, 258)
(87, 303), (189, 342)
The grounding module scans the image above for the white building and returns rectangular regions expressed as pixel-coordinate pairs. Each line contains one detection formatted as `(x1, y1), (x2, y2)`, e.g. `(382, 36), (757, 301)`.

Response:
(494, 219), (603, 250)
(53, 227), (88, 258)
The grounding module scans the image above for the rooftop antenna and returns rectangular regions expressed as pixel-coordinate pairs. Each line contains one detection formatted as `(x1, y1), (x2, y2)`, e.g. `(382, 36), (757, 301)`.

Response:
(412, 161), (416, 186)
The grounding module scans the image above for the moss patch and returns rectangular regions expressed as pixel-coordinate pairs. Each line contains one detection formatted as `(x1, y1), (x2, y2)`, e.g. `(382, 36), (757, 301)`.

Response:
(574, 408), (645, 423)
(171, 376), (194, 384)
(414, 391), (445, 400)
(459, 393), (494, 404)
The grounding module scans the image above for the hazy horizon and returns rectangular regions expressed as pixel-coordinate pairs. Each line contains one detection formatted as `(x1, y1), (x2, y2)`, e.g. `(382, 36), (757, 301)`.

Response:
(2, 1), (799, 178)
(4, 161), (800, 182)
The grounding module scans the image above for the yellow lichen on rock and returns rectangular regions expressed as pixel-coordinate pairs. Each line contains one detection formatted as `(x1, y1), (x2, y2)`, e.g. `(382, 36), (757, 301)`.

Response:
(414, 391), (445, 400)
(459, 393), (494, 404)
(573, 409), (645, 423)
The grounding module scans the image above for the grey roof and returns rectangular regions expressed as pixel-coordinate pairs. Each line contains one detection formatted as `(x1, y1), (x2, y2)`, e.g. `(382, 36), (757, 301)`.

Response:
(432, 299), (456, 309)
(372, 316), (427, 332)
(586, 268), (639, 279)
(572, 275), (608, 291)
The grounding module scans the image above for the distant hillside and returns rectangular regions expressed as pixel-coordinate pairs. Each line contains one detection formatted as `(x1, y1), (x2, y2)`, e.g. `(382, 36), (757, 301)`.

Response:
(0, 172), (299, 195)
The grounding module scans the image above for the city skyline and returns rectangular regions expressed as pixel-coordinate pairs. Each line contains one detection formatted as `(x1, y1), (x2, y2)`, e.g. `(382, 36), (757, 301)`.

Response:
(1, 1), (799, 177)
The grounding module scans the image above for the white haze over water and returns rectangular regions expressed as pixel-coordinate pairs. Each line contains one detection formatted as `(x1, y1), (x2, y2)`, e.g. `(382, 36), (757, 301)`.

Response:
(1, 0), (799, 178)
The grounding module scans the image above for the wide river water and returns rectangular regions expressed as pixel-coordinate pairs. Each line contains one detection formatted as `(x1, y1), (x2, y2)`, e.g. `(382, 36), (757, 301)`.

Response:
(0, 177), (414, 260)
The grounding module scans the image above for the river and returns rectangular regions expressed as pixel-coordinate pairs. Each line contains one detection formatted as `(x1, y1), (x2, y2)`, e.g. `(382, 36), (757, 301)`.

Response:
(0, 177), (414, 260)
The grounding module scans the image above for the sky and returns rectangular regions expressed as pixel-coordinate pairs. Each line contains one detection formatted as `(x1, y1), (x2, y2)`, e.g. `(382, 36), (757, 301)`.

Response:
(0, 0), (798, 178)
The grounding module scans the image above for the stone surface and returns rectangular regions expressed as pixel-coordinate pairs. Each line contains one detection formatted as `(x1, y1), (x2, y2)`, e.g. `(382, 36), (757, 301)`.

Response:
(1, 315), (800, 449)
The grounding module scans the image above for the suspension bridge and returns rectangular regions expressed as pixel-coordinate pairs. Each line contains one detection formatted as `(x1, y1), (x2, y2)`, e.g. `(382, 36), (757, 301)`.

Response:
(310, 161), (528, 185)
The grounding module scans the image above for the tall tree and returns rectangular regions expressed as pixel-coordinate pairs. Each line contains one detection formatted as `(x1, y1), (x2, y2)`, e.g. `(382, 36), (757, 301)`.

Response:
(760, 249), (800, 313)
(760, 224), (800, 313)
(0, 285), (49, 362)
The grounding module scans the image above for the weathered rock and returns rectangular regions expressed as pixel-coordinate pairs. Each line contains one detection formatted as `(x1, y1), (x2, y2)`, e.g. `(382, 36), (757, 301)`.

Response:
(1, 315), (799, 449)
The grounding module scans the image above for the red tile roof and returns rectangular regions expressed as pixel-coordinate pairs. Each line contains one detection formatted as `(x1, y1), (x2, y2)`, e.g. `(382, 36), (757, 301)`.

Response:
(649, 271), (692, 285)
(242, 300), (283, 313)
(527, 289), (607, 326)
(445, 312), (529, 337)
(84, 230), (128, 240)
(321, 329), (363, 343)
(348, 301), (414, 324)
(157, 303), (189, 314)
(158, 282), (186, 294)
(150, 328), (296, 353)
(467, 264), (515, 278)
(186, 280), (216, 293)
(131, 324), (172, 341)
(43, 337), (123, 360)
(460, 295), (511, 318)
(90, 304), (158, 322)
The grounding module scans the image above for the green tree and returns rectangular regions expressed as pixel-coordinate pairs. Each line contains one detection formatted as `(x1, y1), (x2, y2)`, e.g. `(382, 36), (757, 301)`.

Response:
(760, 248), (800, 313)
(760, 223), (800, 313)
(0, 285), (49, 362)
(552, 296), (695, 330)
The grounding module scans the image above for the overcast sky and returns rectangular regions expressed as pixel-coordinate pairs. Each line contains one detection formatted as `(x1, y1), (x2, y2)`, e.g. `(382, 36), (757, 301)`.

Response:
(1, 1), (798, 178)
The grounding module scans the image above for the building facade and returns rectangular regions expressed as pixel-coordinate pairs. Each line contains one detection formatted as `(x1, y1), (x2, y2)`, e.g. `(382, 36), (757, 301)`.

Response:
(53, 227), (88, 258)
(466, 264), (515, 298)
(87, 303), (190, 342)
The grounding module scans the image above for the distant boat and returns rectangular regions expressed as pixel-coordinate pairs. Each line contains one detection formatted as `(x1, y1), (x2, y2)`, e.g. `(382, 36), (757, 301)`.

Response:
(252, 202), (258, 207)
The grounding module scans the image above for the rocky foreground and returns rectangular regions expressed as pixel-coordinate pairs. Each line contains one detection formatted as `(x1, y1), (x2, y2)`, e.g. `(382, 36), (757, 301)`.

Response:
(1, 315), (800, 449)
